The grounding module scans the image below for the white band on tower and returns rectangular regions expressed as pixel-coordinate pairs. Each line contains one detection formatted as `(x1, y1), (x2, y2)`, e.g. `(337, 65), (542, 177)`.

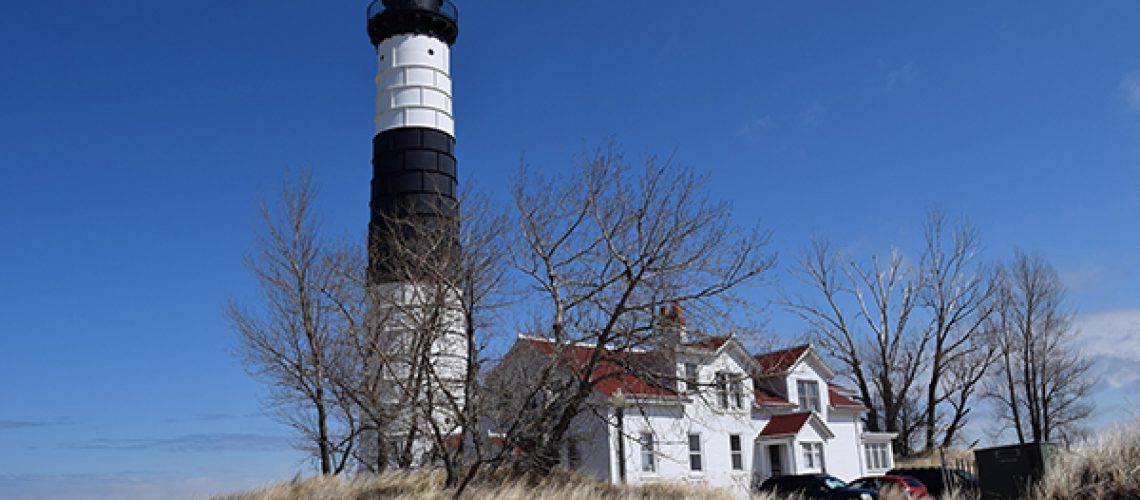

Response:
(375, 34), (454, 136)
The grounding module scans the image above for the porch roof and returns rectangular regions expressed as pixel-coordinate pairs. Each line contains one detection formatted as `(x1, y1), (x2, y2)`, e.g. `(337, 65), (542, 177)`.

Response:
(756, 411), (836, 440)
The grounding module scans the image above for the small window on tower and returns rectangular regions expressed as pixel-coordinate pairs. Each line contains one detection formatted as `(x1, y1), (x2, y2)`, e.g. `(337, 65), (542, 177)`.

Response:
(428, 48), (435, 56)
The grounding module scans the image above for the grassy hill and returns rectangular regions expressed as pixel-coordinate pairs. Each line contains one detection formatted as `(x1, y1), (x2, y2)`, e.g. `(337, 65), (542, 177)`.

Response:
(219, 420), (1140, 499)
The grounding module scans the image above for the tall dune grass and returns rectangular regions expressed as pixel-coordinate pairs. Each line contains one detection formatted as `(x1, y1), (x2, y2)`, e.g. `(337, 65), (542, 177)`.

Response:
(219, 422), (1140, 500)
(216, 468), (739, 500)
(1034, 420), (1140, 499)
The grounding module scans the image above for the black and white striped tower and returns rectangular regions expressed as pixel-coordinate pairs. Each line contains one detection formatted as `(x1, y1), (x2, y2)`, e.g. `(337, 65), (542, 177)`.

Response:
(367, 0), (459, 283)
(365, 0), (463, 463)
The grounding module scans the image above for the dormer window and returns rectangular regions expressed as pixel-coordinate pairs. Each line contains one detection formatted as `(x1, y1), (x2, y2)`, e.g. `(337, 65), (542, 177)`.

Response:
(716, 372), (746, 410)
(797, 379), (821, 413)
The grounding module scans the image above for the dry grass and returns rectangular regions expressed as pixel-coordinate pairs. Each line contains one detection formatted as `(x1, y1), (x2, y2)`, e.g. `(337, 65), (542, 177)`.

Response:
(1033, 420), (1140, 500)
(216, 468), (738, 500)
(220, 423), (1140, 500)
(894, 447), (976, 469)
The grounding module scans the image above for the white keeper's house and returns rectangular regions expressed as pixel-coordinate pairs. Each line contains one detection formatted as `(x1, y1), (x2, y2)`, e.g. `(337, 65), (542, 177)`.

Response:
(494, 329), (896, 497)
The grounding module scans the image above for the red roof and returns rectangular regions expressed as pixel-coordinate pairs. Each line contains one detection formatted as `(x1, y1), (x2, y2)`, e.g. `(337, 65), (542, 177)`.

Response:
(828, 383), (864, 408)
(522, 338), (677, 397)
(758, 412), (813, 437)
(444, 434), (462, 449)
(754, 386), (793, 405)
(488, 435), (530, 456)
(753, 344), (810, 374)
(684, 335), (731, 350)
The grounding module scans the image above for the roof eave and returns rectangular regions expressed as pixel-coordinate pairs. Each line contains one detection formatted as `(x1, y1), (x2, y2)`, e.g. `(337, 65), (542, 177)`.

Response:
(609, 394), (685, 407)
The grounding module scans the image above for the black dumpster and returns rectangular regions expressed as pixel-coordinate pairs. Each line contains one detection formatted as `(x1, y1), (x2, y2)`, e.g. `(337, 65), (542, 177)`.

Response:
(973, 442), (1055, 499)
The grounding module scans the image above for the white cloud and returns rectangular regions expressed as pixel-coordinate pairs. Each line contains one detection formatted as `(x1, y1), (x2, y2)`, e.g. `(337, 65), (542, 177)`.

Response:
(0, 471), (281, 500)
(797, 103), (828, 127)
(1075, 310), (1140, 428)
(70, 433), (291, 453)
(1058, 263), (1107, 294)
(886, 62), (919, 90)
(1075, 309), (1140, 360)
(738, 115), (774, 139)
(1122, 72), (1140, 112)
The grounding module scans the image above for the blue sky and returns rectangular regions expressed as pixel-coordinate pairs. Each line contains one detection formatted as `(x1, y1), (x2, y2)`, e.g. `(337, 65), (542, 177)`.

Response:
(2, 1), (1139, 498)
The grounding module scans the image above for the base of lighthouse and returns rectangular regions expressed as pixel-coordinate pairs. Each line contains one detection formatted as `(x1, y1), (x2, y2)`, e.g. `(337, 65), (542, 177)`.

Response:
(360, 281), (468, 468)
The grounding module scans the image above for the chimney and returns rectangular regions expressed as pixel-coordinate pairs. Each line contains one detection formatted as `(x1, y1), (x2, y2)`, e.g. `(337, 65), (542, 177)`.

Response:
(658, 302), (689, 345)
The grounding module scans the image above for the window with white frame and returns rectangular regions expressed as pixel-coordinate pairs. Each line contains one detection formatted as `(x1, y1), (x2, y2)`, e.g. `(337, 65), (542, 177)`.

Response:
(682, 363), (698, 393)
(730, 377), (745, 409)
(715, 372), (730, 408)
(729, 434), (744, 470)
(801, 442), (824, 469)
(865, 442), (891, 470)
(639, 432), (656, 472)
(797, 379), (821, 413)
(716, 372), (745, 409)
(688, 433), (703, 472)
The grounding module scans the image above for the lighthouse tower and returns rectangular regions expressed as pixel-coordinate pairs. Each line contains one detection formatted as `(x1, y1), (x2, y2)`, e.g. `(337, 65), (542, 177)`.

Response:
(366, 0), (464, 465)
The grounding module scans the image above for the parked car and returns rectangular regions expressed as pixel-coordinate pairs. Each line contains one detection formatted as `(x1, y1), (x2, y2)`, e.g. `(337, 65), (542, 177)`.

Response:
(848, 475), (929, 499)
(756, 474), (880, 499)
(886, 467), (979, 499)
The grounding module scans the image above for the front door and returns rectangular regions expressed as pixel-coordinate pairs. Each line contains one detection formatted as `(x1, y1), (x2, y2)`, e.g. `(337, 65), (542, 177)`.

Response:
(768, 444), (784, 477)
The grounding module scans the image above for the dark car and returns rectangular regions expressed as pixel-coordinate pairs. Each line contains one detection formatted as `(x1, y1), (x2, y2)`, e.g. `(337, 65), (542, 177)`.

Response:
(757, 474), (880, 499)
(848, 475), (929, 499)
(886, 467), (979, 499)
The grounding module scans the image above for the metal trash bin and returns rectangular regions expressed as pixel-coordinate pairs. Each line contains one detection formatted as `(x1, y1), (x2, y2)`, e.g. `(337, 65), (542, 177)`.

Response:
(973, 442), (1055, 500)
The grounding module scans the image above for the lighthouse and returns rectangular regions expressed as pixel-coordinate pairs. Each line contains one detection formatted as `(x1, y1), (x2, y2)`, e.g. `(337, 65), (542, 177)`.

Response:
(366, 0), (464, 465)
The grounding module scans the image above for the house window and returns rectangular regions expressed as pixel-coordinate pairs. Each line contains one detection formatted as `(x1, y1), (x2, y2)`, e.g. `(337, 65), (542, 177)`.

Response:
(716, 372), (745, 409)
(729, 434), (743, 470)
(683, 363), (698, 392)
(801, 442), (824, 469)
(715, 373), (729, 408)
(729, 377), (745, 409)
(865, 442), (891, 470)
(797, 379), (821, 413)
(640, 432), (656, 472)
(688, 433), (703, 472)
(567, 439), (581, 469)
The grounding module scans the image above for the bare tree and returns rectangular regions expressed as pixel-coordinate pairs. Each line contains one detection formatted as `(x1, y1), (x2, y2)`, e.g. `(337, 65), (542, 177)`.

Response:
(783, 239), (930, 455)
(319, 188), (510, 493)
(228, 172), (356, 474)
(785, 211), (1006, 455)
(501, 144), (774, 475)
(985, 251), (1094, 443)
(918, 212), (997, 449)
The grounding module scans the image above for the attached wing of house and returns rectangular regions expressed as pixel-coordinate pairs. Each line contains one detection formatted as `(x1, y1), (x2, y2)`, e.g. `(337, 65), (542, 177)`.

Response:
(489, 334), (897, 497)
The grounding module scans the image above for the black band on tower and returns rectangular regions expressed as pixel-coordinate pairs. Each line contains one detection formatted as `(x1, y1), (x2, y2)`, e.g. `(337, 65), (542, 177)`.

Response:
(367, 0), (459, 47)
(368, 127), (458, 284)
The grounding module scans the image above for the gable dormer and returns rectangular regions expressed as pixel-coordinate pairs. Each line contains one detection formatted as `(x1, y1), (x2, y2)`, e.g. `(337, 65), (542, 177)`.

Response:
(675, 335), (760, 412)
(752, 344), (840, 417)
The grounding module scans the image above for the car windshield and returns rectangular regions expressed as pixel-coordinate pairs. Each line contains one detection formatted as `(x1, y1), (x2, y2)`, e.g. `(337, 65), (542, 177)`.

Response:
(822, 476), (848, 489)
(905, 478), (924, 487)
